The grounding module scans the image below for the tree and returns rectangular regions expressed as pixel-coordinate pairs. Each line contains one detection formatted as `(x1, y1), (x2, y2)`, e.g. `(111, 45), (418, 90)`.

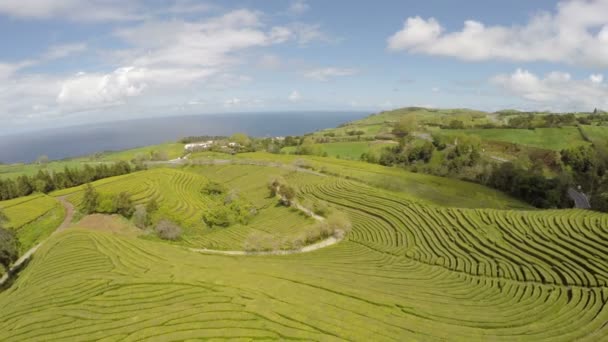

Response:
(230, 133), (251, 146)
(132, 205), (149, 229)
(392, 114), (418, 137)
(202, 181), (226, 196)
(36, 155), (49, 165)
(0, 228), (18, 272)
(114, 192), (135, 218)
(146, 198), (159, 213)
(278, 185), (297, 206)
(0, 211), (18, 272)
(155, 220), (182, 240)
(81, 184), (99, 214)
(448, 120), (465, 129)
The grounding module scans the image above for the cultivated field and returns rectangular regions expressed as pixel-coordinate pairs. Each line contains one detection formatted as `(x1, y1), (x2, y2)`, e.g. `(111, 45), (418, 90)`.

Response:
(53, 166), (318, 250)
(0, 173), (606, 340)
(0, 155), (606, 340)
(0, 194), (64, 253)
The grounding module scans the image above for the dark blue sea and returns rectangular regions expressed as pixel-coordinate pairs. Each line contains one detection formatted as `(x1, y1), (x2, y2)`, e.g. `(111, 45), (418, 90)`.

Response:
(0, 111), (367, 163)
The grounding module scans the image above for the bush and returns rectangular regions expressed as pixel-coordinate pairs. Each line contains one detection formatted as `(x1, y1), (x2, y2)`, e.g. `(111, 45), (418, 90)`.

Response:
(202, 181), (226, 196)
(96, 195), (117, 214)
(132, 205), (148, 229)
(155, 220), (182, 240)
(0, 221), (19, 271)
(114, 192), (135, 218)
(203, 206), (233, 228)
(81, 184), (99, 214)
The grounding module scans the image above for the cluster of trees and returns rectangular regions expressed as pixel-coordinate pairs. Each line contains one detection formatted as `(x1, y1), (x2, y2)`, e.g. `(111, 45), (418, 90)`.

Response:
(201, 182), (257, 228)
(506, 113), (595, 129)
(179, 135), (227, 144)
(483, 163), (570, 208)
(0, 162), (136, 201)
(560, 144), (608, 211)
(0, 210), (19, 272)
(81, 184), (136, 217)
(372, 140), (435, 166)
(267, 177), (297, 206)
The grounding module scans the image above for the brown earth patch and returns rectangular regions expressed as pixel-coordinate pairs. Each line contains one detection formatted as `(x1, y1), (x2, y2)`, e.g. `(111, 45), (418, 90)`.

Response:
(75, 214), (143, 237)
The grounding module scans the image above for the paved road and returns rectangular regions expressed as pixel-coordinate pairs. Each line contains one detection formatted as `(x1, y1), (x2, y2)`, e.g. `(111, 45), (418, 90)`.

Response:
(568, 188), (591, 209)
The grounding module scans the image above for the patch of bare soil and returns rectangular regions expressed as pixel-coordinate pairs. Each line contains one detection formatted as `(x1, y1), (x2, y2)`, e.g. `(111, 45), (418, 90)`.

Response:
(76, 214), (143, 237)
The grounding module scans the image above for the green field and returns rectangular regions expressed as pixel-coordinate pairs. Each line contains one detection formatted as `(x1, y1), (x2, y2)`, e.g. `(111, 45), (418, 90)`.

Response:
(440, 127), (589, 151)
(234, 152), (530, 209)
(53, 166), (318, 250)
(0, 194), (65, 254)
(1, 145), (607, 340)
(74, 142), (185, 162)
(0, 161), (104, 180)
(580, 125), (608, 145)
(0, 170), (606, 339)
(282, 141), (395, 160)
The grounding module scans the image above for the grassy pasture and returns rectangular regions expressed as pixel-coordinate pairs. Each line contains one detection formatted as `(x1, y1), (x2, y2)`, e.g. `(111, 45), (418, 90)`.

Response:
(580, 125), (608, 145)
(281, 141), (395, 160)
(440, 127), (589, 151)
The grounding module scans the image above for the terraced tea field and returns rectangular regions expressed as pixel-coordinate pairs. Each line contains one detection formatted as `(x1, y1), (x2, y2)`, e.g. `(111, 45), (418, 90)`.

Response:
(1, 159), (607, 340)
(54, 167), (318, 250)
(0, 194), (65, 253)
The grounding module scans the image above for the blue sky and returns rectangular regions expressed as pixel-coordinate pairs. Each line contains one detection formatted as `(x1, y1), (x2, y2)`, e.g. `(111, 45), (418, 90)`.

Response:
(0, 0), (607, 133)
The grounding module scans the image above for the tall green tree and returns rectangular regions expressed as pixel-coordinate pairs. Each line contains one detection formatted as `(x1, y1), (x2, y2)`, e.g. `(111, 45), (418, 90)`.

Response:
(0, 209), (19, 272)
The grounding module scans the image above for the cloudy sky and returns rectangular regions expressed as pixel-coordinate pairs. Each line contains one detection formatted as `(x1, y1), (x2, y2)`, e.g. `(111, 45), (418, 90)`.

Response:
(0, 0), (607, 133)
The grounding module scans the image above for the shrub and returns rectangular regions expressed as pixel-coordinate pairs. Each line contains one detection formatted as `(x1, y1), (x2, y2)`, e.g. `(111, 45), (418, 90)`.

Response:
(203, 206), (233, 228)
(114, 192), (135, 218)
(202, 181), (226, 196)
(96, 195), (117, 214)
(146, 198), (159, 213)
(155, 220), (182, 240)
(0, 219), (19, 271)
(312, 200), (331, 217)
(278, 185), (297, 206)
(132, 205), (148, 229)
(81, 184), (99, 214)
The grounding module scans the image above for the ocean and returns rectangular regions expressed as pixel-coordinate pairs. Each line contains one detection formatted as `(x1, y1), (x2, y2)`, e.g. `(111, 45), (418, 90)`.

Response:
(0, 111), (368, 164)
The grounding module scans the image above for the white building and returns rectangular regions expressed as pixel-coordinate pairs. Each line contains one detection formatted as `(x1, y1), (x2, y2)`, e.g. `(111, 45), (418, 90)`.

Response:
(185, 140), (214, 151)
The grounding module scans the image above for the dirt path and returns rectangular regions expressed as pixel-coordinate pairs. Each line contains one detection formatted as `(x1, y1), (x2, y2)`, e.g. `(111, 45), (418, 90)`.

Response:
(189, 235), (342, 256)
(568, 188), (591, 209)
(55, 196), (75, 233)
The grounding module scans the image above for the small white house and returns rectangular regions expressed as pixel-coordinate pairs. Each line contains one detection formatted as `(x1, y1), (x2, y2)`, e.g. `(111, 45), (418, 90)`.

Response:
(185, 140), (214, 151)
(227, 142), (239, 147)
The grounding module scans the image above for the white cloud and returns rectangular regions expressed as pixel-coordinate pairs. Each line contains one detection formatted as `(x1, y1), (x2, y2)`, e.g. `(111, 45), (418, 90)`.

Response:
(288, 90), (302, 102)
(590, 74), (604, 84)
(47, 10), (289, 112)
(0, 0), (145, 22)
(304, 67), (357, 81)
(432, 87), (440, 93)
(492, 68), (608, 110)
(289, 0), (310, 15)
(387, 0), (608, 67)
